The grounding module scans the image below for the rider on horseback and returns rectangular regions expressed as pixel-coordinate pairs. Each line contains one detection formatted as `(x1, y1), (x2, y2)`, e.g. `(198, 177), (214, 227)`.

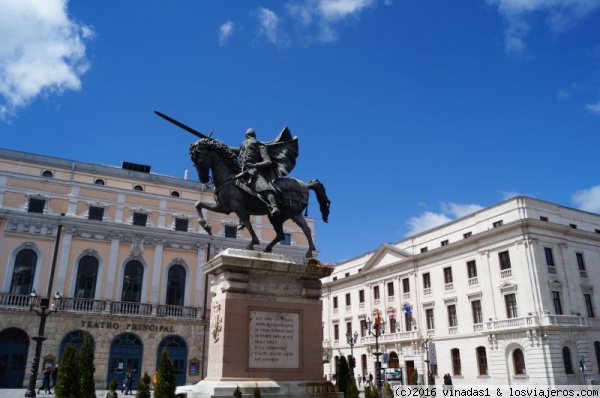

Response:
(235, 127), (299, 218)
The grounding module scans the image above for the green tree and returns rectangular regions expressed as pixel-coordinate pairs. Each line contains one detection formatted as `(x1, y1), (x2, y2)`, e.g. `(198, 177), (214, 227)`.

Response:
(233, 385), (243, 398)
(383, 381), (394, 398)
(347, 378), (360, 398)
(108, 379), (118, 398)
(253, 383), (261, 398)
(55, 344), (80, 398)
(154, 347), (177, 398)
(337, 356), (349, 397)
(136, 371), (152, 398)
(79, 334), (96, 398)
(364, 385), (378, 398)
(411, 369), (419, 386)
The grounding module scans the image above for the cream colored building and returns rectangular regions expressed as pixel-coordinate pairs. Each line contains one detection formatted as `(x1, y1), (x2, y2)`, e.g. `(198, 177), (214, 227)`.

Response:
(322, 196), (600, 386)
(0, 147), (315, 390)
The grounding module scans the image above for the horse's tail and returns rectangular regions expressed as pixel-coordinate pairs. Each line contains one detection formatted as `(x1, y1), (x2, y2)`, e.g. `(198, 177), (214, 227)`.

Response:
(307, 179), (331, 223)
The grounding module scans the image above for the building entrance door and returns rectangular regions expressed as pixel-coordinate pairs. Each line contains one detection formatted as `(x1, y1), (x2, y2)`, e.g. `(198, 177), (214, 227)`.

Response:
(107, 333), (143, 390)
(0, 328), (29, 388)
(405, 360), (414, 385)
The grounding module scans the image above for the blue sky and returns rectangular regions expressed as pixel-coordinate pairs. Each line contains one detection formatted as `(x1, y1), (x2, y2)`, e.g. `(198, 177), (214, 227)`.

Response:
(1, 0), (600, 263)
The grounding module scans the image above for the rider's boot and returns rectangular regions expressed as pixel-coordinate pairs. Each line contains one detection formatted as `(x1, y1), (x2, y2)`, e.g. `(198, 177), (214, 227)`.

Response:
(267, 194), (281, 217)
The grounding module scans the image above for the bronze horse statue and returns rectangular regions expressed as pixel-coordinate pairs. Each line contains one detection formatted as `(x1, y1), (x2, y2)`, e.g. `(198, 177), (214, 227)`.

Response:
(189, 137), (330, 258)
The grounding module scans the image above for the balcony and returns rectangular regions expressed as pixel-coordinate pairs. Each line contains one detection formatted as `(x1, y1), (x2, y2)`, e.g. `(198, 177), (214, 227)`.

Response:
(486, 315), (535, 331)
(468, 277), (478, 286)
(445, 283), (453, 291)
(402, 292), (410, 300)
(423, 287), (431, 296)
(500, 269), (512, 278)
(0, 293), (203, 320)
(362, 330), (418, 344)
(540, 313), (586, 327)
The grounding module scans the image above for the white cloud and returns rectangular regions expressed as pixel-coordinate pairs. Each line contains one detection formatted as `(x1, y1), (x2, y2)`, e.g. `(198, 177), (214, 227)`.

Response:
(286, 0), (377, 43)
(406, 212), (452, 236)
(487, 0), (600, 56)
(257, 8), (290, 47)
(219, 21), (235, 47)
(405, 201), (483, 236)
(0, 0), (93, 121)
(572, 185), (600, 213)
(585, 101), (600, 114)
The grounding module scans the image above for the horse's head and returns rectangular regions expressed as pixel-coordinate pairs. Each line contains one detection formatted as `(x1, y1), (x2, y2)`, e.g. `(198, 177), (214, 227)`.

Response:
(189, 138), (241, 184)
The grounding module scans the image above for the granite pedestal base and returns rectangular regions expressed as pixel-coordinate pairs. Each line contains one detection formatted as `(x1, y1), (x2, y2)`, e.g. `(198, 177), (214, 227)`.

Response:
(180, 249), (341, 398)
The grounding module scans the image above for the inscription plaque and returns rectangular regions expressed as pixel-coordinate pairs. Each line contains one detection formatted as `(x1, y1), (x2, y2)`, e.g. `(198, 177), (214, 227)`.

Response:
(249, 310), (300, 369)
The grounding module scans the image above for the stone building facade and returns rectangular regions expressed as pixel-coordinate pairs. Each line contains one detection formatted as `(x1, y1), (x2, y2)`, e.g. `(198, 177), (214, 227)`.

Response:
(0, 147), (315, 389)
(322, 196), (600, 386)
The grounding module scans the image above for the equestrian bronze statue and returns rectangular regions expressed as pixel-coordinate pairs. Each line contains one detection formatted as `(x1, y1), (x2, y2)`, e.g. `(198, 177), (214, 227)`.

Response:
(155, 111), (331, 258)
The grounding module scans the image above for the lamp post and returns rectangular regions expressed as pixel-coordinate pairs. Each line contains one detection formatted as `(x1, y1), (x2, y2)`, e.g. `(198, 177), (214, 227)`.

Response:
(365, 312), (386, 395)
(423, 338), (431, 385)
(24, 219), (63, 398)
(346, 331), (358, 376)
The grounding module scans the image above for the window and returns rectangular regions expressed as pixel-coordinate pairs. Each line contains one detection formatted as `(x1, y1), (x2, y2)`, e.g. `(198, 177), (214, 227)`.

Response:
(513, 349), (526, 375)
(333, 297), (338, 309)
(88, 206), (104, 221)
(359, 290), (365, 304)
(174, 218), (189, 232)
(493, 220), (503, 228)
(346, 322), (352, 334)
(27, 198), (46, 214)
(42, 170), (53, 178)
(387, 282), (395, 297)
(133, 185), (144, 191)
(345, 273), (350, 277)
(544, 248), (555, 267)
(472, 300), (483, 324)
(585, 294), (595, 318)
(477, 346), (488, 375)
(373, 286), (380, 300)
(467, 260), (477, 278)
(463, 232), (472, 239)
(451, 349), (462, 376)
(74, 255), (99, 298)
(423, 273), (431, 289)
(505, 293), (518, 318)
(499, 251), (512, 270)
(402, 278), (410, 293)
(426, 308), (435, 330)
(166, 264), (186, 306)
(132, 212), (147, 227)
(576, 253), (586, 271)
(332, 277), (337, 281)
(345, 293), (351, 306)
(569, 224), (578, 229)
(441, 240), (449, 246)
(224, 225), (237, 238)
(405, 312), (412, 331)
(596, 229), (600, 234)
(9, 249), (37, 294)
(552, 291), (563, 315)
(170, 191), (180, 197)
(540, 216), (548, 222)
(443, 267), (453, 284)
(563, 347), (574, 374)
(389, 315), (396, 332)
(420, 247), (428, 253)
(595, 342), (600, 373)
(122, 260), (144, 302)
(333, 324), (339, 341)
(94, 179), (105, 185)
(280, 233), (291, 245)
(360, 319), (367, 337)
(447, 305), (457, 327)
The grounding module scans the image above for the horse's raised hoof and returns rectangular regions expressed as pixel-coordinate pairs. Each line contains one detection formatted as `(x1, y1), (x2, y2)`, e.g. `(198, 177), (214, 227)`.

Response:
(305, 251), (313, 258)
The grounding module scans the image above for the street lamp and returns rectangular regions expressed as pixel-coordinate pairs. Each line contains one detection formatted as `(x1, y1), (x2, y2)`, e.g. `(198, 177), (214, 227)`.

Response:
(24, 291), (61, 397)
(364, 312), (386, 394)
(346, 330), (359, 376)
(423, 338), (431, 385)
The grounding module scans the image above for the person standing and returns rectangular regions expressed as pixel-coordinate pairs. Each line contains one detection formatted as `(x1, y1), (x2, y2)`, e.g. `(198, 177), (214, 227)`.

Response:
(38, 366), (52, 394)
(125, 370), (134, 395)
(50, 364), (58, 389)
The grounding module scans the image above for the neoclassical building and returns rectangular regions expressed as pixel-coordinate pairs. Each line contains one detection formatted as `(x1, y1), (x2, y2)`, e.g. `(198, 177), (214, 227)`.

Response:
(322, 196), (600, 386)
(0, 147), (315, 389)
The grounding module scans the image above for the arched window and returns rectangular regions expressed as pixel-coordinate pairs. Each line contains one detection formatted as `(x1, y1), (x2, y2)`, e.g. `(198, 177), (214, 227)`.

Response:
(166, 264), (186, 306)
(122, 261), (144, 302)
(563, 347), (574, 374)
(74, 256), (99, 298)
(60, 330), (95, 359)
(451, 348), (461, 376)
(476, 346), (488, 375)
(513, 349), (526, 375)
(10, 249), (37, 294)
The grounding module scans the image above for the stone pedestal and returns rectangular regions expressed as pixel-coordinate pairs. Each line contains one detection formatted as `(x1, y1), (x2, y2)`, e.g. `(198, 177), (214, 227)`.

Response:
(180, 249), (340, 398)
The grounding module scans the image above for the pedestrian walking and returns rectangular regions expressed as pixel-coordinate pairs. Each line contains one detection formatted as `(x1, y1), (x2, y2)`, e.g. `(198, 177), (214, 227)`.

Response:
(38, 366), (52, 394)
(50, 364), (58, 389)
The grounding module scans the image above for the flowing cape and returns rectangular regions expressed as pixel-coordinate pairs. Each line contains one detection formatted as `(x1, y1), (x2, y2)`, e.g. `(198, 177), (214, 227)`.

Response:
(264, 126), (298, 177)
